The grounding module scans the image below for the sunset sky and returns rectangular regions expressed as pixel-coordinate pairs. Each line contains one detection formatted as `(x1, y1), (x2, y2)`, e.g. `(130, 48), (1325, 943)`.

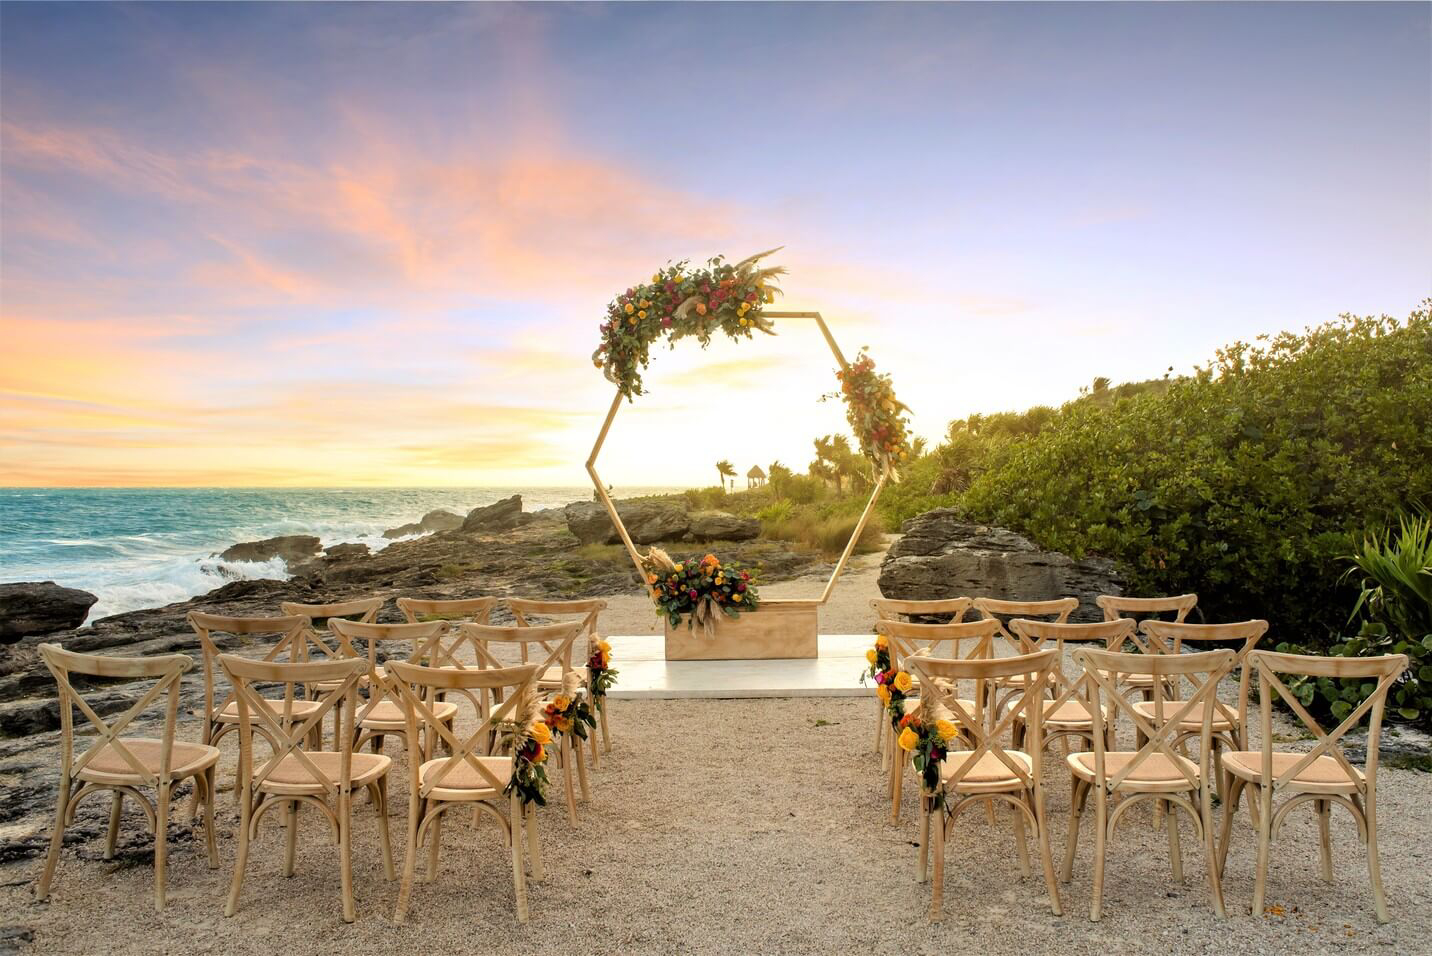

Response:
(2, 2), (1428, 488)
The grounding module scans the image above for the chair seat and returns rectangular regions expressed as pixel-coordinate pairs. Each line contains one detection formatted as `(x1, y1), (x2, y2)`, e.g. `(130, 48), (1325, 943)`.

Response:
(1221, 751), (1363, 794)
(419, 756), (514, 801)
(538, 665), (588, 686)
(358, 699), (458, 730)
(1122, 672), (1176, 690)
(902, 697), (978, 722)
(77, 738), (221, 786)
(1131, 699), (1237, 732)
(309, 675), (370, 692)
(257, 751), (391, 795)
(1041, 699), (1102, 727)
(1067, 751), (1200, 792)
(215, 698), (325, 722)
(941, 750), (1034, 793)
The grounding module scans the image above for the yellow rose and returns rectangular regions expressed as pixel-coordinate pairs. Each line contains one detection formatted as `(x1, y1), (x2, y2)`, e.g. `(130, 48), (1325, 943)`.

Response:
(554, 695), (571, 711)
(530, 721), (553, 746)
(597, 639), (611, 653)
(638, 310), (647, 319)
(640, 300), (650, 308)
(876, 684), (891, 704)
(651, 273), (661, 283)
(696, 302), (708, 316)
(739, 318), (749, 327)
(624, 303), (634, 314)
(897, 727), (919, 752)
(875, 635), (888, 649)
(531, 743), (547, 764)
(866, 649), (878, 664)
(733, 592), (742, 602)
(935, 719), (959, 743)
(894, 671), (913, 694)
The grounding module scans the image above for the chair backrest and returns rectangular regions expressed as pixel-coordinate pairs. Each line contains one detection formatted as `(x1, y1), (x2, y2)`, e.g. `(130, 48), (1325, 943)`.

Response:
(279, 598), (385, 676)
(974, 597), (1078, 656)
(460, 620), (586, 677)
(39, 643), (194, 787)
(909, 649), (1059, 794)
(506, 598), (607, 664)
(1140, 620), (1268, 729)
(1246, 649), (1409, 795)
(877, 618), (1000, 723)
(218, 655), (367, 795)
(385, 659), (541, 796)
(328, 619), (447, 722)
(1073, 646), (1236, 793)
(396, 595), (498, 625)
(871, 597), (972, 624)
(1096, 593), (1197, 624)
(187, 611), (310, 720)
(1009, 617), (1136, 712)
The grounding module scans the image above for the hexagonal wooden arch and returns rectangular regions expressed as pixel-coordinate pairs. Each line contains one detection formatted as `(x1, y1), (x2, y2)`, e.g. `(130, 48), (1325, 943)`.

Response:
(586, 311), (889, 606)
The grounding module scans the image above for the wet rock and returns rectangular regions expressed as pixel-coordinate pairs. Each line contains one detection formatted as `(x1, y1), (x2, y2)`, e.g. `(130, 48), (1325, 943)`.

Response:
(0, 582), (98, 643)
(689, 511), (760, 542)
(462, 495), (526, 532)
(383, 509), (464, 539)
(322, 542), (370, 560)
(218, 535), (321, 568)
(877, 509), (1122, 621)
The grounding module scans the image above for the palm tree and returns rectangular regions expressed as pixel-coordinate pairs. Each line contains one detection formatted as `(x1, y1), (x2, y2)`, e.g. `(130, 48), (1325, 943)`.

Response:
(715, 459), (736, 491)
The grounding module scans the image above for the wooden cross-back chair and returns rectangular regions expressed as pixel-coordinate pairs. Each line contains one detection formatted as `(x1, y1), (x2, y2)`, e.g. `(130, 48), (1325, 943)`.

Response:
(220, 654), (394, 924)
(910, 649), (1063, 921)
(458, 620), (590, 825)
(186, 611), (319, 806)
(870, 598), (973, 757)
(1217, 649), (1409, 923)
(1062, 646), (1235, 921)
(974, 598), (1079, 713)
(386, 659), (544, 924)
(1096, 594), (1199, 701)
(874, 617), (998, 824)
(507, 597), (612, 761)
(327, 619), (457, 756)
(280, 596), (384, 681)
(1006, 618), (1136, 752)
(36, 644), (220, 912)
(397, 595), (498, 626)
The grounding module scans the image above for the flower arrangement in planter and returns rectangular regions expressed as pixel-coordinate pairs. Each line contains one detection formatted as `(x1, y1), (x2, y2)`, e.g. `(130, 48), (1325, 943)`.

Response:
(644, 548), (760, 633)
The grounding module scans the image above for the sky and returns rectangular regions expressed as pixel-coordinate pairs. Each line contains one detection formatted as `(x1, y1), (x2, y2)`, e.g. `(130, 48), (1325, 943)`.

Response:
(2, 2), (1429, 488)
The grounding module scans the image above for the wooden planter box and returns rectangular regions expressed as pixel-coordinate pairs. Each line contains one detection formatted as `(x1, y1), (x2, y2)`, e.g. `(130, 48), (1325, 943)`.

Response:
(663, 600), (819, 661)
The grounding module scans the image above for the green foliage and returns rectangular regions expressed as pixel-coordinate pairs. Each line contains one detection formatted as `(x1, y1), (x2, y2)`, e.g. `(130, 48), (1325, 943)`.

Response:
(758, 496), (885, 557)
(755, 499), (794, 525)
(888, 308), (1431, 653)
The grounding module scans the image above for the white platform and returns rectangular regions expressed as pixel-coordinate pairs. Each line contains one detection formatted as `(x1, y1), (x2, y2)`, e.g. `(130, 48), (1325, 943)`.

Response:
(605, 633), (872, 699)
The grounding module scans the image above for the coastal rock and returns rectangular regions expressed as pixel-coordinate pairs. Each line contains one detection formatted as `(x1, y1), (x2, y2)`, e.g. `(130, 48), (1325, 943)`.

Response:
(322, 542), (370, 560)
(564, 500), (690, 545)
(219, 535), (321, 568)
(382, 509), (463, 539)
(462, 495), (526, 532)
(0, 582), (98, 643)
(689, 511), (760, 542)
(877, 508), (1122, 621)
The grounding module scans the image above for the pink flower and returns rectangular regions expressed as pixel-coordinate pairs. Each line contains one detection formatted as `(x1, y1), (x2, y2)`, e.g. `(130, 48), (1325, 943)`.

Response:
(688, 589), (698, 599)
(874, 672), (887, 685)
(661, 317), (672, 328)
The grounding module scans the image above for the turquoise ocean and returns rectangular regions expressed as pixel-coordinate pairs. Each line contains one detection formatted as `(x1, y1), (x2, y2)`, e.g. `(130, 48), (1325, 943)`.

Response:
(0, 487), (677, 625)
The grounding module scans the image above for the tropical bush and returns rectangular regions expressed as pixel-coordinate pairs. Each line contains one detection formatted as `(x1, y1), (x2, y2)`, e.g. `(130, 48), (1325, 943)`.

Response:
(881, 307), (1431, 654)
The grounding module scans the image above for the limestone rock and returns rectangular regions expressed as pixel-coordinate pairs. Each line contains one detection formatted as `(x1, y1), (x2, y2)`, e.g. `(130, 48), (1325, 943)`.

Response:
(688, 511), (760, 542)
(322, 542), (370, 560)
(0, 583), (98, 643)
(564, 500), (690, 545)
(462, 495), (526, 532)
(219, 535), (321, 568)
(877, 508), (1122, 621)
(382, 509), (464, 539)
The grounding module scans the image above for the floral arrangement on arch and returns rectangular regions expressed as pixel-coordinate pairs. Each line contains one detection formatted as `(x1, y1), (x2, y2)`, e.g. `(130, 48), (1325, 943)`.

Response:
(834, 350), (913, 477)
(644, 548), (760, 634)
(592, 249), (785, 401)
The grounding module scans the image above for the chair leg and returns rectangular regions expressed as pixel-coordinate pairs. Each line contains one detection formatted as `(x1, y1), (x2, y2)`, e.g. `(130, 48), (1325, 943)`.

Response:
(1252, 785), (1273, 918)
(929, 806), (946, 922)
(1013, 799), (1032, 878)
(338, 790), (355, 924)
(561, 736), (578, 825)
(889, 746), (905, 825)
(525, 802), (544, 883)
(916, 794), (931, 883)
(104, 791), (123, 860)
(1217, 777), (1245, 878)
(283, 799), (299, 878)
(509, 792), (529, 923)
(1061, 777), (1087, 883)
(153, 782), (171, 912)
(394, 790), (423, 923)
(575, 731), (592, 803)
(1316, 799), (1333, 883)
(874, 695), (885, 755)
(225, 791), (252, 917)
(425, 798), (442, 883)
(202, 768), (219, 869)
(1168, 797), (1184, 883)
(1366, 795), (1390, 923)
(373, 779), (395, 881)
(1034, 789), (1062, 916)
(1090, 788), (1109, 922)
(599, 703), (611, 755)
(1203, 784), (1227, 918)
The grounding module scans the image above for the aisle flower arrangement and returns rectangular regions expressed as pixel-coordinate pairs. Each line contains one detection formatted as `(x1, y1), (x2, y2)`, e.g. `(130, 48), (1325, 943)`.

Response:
(504, 716), (552, 807)
(542, 686), (597, 742)
(861, 633), (913, 725)
(644, 548), (761, 632)
(588, 638), (618, 709)
(896, 712), (961, 805)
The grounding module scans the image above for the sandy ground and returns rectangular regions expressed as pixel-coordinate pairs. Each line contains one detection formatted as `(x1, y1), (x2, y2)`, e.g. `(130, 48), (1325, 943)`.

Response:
(4, 547), (1430, 955)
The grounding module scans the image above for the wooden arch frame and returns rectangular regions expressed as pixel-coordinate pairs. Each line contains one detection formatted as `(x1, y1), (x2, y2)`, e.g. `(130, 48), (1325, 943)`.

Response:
(586, 311), (889, 606)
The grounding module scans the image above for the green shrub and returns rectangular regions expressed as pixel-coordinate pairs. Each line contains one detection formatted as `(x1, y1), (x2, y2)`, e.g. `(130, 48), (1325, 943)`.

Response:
(949, 307), (1432, 643)
(755, 499), (794, 525)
